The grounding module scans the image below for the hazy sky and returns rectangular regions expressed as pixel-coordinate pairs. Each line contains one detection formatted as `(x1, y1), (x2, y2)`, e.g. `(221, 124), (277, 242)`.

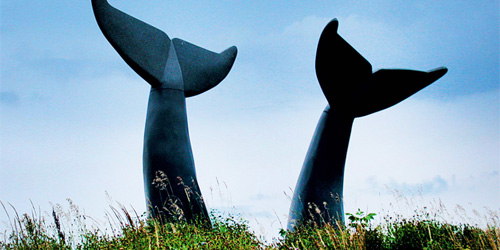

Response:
(1, 0), (499, 240)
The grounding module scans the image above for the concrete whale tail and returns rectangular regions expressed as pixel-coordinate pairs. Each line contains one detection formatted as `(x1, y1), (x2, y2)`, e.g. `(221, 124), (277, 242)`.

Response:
(92, 0), (237, 224)
(91, 0), (237, 94)
(315, 19), (448, 117)
(287, 18), (448, 230)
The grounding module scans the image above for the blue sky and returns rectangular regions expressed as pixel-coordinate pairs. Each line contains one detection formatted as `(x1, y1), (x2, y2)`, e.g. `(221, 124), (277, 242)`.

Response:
(1, 0), (499, 240)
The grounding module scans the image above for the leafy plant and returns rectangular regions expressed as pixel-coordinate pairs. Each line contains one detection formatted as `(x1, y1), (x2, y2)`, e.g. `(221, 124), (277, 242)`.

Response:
(346, 208), (377, 228)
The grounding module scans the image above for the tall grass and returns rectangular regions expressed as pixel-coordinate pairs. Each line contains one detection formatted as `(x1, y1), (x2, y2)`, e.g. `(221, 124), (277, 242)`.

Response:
(277, 212), (499, 249)
(1, 200), (263, 249)
(1, 200), (498, 249)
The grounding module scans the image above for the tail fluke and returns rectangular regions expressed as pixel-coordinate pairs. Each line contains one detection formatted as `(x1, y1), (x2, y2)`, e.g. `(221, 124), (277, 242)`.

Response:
(353, 67), (448, 117)
(316, 19), (372, 110)
(315, 18), (447, 117)
(91, 0), (238, 93)
(91, 0), (171, 88)
(173, 39), (237, 97)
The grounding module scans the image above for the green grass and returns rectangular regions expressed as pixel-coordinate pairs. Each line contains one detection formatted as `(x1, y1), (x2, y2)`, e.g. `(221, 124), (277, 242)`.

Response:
(277, 216), (499, 250)
(1, 201), (498, 249)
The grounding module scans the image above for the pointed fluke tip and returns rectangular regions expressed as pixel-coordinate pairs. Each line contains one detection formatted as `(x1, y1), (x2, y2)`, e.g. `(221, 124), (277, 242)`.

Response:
(324, 18), (339, 33)
(221, 46), (238, 62)
(427, 67), (448, 81)
(91, 0), (109, 8)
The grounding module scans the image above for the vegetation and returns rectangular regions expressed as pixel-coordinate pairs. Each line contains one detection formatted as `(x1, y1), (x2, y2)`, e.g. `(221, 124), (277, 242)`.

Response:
(277, 213), (499, 250)
(1, 200), (498, 249)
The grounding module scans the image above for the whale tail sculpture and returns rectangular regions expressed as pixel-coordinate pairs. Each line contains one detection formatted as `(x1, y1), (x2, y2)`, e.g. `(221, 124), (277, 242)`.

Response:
(316, 19), (448, 118)
(288, 19), (447, 229)
(91, 0), (237, 92)
(92, 0), (237, 224)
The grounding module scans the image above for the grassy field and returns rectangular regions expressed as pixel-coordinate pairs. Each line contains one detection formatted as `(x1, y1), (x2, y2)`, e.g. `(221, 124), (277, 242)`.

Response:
(1, 200), (498, 249)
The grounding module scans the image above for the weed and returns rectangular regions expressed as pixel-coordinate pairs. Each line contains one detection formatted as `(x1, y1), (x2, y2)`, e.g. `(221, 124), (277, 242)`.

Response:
(346, 208), (376, 228)
(1, 201), (498, 249)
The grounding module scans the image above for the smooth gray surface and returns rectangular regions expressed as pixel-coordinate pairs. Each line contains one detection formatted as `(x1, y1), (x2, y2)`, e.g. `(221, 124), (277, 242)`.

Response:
(288, 19), (447, 229)
(92, 0), (237, 224)
(288, 105), (353, 228)
(143, 88), (206, 222)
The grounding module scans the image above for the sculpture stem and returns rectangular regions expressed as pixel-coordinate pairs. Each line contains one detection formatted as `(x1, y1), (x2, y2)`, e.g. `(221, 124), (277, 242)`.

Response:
(143, 88), (210, 225)
(288, 105), (353, 229)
